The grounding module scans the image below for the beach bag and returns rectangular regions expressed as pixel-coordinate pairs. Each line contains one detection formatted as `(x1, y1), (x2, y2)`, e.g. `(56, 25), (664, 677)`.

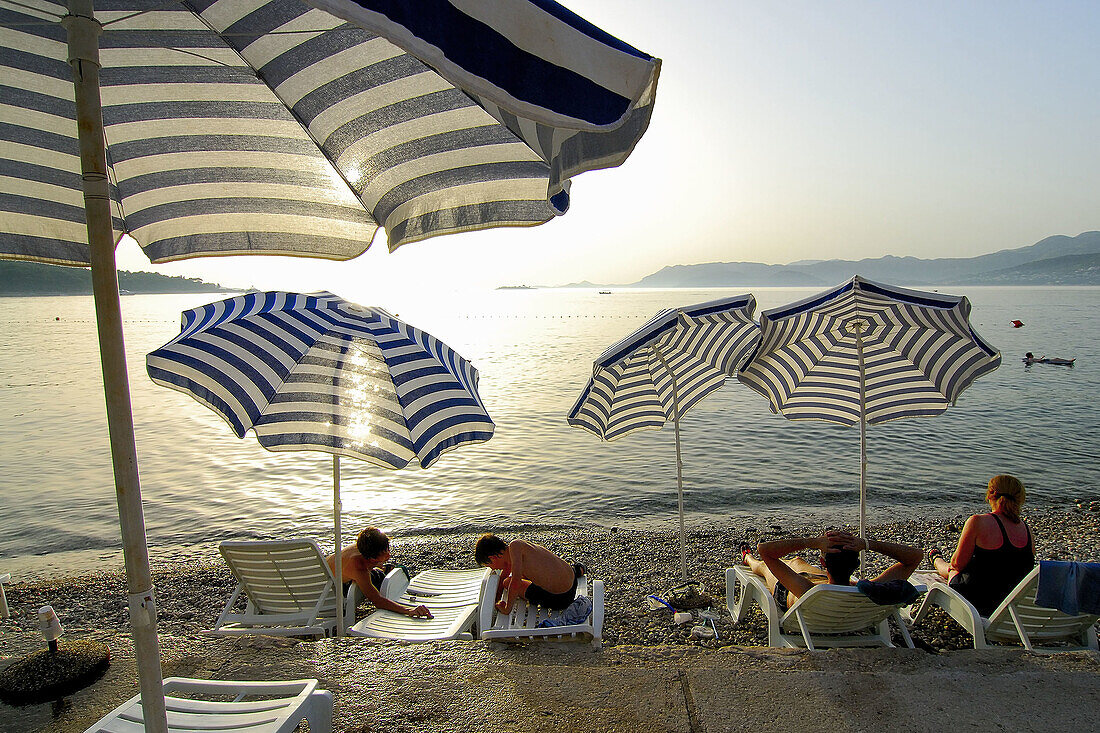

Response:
(666, 580), (713, 610)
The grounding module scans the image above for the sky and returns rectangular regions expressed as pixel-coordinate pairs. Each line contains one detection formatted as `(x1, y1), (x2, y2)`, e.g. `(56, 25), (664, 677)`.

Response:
(117, 0), (1100, 296)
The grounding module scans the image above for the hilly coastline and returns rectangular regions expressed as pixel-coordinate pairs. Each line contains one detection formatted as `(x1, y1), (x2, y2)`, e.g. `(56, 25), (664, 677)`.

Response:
(0, 260), (225, 296)
(560, 231), (1100, 288)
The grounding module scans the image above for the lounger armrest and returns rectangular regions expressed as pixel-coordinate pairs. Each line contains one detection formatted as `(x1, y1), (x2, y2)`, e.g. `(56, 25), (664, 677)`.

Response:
(479, 571), (500, 638)
(591, 579), (605, 646)
(380, 566), (412, 600)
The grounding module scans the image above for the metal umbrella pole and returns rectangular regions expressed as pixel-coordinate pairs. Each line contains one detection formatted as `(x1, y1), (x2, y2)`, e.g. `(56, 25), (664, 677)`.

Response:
(655, 345), (688, 581)
(64, 1), (166, 730)
(333, 455), (344, 637)
(851, 318), (868, 576)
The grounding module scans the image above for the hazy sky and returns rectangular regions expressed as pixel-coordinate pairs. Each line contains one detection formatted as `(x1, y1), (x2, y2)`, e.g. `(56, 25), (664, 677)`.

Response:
(118, 0), (1100, 295)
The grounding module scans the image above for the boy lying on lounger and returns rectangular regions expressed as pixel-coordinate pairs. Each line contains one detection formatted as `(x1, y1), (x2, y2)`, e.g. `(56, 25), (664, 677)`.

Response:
(475, 534), (586, 613)
(328, 527), (432, 619)
(741, 530), (922, 612)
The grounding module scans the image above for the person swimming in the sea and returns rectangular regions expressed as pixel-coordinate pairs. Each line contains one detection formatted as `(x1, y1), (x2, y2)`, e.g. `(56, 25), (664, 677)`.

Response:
(1024, 352), (1075, 366)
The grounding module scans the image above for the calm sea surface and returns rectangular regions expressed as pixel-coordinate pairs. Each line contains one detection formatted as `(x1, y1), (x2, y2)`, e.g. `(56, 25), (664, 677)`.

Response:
(1, 286), (1097, 579)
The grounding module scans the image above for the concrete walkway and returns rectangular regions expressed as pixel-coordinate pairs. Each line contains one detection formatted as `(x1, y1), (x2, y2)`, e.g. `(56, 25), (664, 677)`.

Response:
(2, 632), (1099, 732)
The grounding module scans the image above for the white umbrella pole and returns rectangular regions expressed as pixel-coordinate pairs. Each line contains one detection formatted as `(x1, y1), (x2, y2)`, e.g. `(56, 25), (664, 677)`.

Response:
(655, 346), (688, 581)
(65, 3), (167, 731)
(854, 320), (868, 577)
(333, 454), (344, 637)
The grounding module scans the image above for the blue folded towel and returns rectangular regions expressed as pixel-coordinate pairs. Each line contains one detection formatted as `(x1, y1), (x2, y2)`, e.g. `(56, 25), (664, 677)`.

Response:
(537, 595), (593, 628)
(1035, 561), (1100, 616)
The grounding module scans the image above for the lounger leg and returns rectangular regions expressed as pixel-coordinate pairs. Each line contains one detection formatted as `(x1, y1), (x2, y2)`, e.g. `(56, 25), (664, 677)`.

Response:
(794, 610), (814, 651)
(0, 575), (9, 619)
(892, 612), (915, 648)
(1007, 606), (1034, 652)
(303, 689), (334, 733)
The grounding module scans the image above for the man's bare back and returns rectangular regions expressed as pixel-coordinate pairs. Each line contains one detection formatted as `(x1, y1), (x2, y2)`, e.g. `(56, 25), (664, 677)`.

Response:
(507, 540), (575, 593)
(475, 534), (579, 613)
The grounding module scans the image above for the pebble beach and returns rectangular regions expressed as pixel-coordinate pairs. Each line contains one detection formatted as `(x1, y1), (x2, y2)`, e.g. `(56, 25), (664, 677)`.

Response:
(3, 505), (1098, 651)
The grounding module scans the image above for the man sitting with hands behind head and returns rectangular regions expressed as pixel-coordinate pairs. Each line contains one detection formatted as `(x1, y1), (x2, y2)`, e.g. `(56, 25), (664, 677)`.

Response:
(328, 527), (432, 619)
(741, 530), (922, 612)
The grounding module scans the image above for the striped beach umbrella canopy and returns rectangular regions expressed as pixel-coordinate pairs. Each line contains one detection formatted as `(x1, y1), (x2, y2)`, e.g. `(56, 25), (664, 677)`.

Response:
(738, 276), (1001, 537)
(1, 2), (658, 724)
(1, 0), (660, 264)
(147, 290), (494, 632)
(568, 295), (760, 579)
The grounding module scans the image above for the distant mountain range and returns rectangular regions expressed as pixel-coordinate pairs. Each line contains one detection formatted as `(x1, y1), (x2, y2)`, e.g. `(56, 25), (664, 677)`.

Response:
(560, 231), (1100, 288)
(0, 260), (225, 295)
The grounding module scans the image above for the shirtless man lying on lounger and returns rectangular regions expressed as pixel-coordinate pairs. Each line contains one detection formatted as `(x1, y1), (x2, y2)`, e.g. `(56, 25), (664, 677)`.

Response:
(741, 530), (922, 612)
(475, 534), (586, 613)
(328, 527), (432, 619)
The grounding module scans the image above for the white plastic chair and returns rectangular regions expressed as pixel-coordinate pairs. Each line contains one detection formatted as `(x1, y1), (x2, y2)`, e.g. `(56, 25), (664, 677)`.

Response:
(83, 678), (332, 733)
(348, 567), (489, 641)
(478, 571), (605, 649)
(905, 568), (1099, 652)
(211, 540), (355, 637)
(726, 565), (922, 649)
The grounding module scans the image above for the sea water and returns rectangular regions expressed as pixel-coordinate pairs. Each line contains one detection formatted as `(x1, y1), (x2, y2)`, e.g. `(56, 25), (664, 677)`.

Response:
(1, 286), (1097, 578)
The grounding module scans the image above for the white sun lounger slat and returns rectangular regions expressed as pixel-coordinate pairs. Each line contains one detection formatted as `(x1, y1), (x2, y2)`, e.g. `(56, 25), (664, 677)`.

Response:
(211, 540), (354, 638)
(0, 572), (9, 619)
(904, 568), (1099, 652)
(348, 567), (489, 641)
(478, 571), (605, 648)
(726, 565), (923, 649)
(83, 677), (332, 733)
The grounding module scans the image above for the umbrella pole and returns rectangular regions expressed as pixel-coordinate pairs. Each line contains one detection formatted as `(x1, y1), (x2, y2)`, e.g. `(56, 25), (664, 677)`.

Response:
(655, 346), (688, 581)
(65, 3), (167, 732)
(673, 416), (686, 581)
(854, 320), (868, 576)
(334, 455), (344, 637)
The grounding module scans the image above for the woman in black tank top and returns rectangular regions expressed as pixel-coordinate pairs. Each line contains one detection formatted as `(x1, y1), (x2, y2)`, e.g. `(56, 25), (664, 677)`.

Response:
(928, 475), (1034, 617)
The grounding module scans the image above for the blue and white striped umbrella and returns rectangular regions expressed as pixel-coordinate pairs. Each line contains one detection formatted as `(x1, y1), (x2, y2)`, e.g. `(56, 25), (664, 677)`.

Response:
(147, 291), (494, 469)
(738, 276), (1001, 536)
(568, 295), (760, 578)
(1, 0), (660, 264)
(147, 290), (494, 635)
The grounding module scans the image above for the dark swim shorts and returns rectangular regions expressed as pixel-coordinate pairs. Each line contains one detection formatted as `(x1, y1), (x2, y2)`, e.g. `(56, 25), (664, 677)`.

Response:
(773, 581), (789, 612)
(525, 564), (586, 610)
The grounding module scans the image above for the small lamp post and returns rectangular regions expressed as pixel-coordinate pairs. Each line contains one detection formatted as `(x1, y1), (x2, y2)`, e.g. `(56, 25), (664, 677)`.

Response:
(38, 605), (64, 653)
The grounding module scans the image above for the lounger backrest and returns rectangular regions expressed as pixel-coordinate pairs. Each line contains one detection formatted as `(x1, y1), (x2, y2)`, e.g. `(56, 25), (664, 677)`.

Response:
(219, 540), (338, 617)
(986, 567), (1100, 642)
(782, 585), (897, 634)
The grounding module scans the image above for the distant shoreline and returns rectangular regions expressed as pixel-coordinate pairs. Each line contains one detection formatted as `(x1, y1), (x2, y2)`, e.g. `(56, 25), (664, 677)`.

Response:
(0, 290), (235, 297)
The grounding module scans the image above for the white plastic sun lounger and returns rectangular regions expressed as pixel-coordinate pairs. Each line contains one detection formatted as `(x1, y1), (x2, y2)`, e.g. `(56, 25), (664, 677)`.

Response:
(0, 572), (10, 619)
(211, 540), (355, 638)
(478, 571), (605, 648)
(726, 565), (923, 649)
(348, 567), (490, 641)
(904, 568), (1099, 652)
(83, 678), (332, 733)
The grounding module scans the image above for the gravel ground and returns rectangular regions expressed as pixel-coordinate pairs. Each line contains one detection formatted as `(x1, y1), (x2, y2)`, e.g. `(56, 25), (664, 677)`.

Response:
(3, 504), (1098, 651)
